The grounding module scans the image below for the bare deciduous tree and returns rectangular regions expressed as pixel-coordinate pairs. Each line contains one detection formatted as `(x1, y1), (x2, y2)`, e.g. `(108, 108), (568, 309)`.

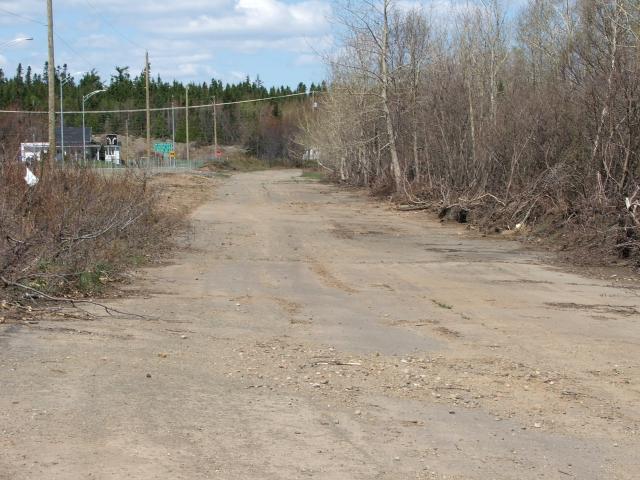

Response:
(304, 0), (640, 259)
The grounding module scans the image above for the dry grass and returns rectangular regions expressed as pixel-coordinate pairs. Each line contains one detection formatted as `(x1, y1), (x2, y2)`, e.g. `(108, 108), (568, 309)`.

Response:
(198, 150), (279, 173)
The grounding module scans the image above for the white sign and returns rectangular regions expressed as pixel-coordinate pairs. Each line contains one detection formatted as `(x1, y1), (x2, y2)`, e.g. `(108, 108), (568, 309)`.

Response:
(20, 142), (49, 163)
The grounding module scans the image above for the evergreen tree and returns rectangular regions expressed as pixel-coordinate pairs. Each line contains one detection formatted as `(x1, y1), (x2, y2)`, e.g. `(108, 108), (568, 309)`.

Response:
(15, 64), (23, 85)
(0, 63), (321, 162)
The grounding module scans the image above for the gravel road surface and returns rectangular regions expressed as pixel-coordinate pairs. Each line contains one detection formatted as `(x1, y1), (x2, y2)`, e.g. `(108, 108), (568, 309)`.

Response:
(1, 170), (638, 479)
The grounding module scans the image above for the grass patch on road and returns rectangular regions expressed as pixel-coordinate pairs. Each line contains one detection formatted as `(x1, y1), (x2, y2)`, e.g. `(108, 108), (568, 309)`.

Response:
(300, 170), (325, 181)
(199, 150), (273, 173)
(432, 299), (453, 310)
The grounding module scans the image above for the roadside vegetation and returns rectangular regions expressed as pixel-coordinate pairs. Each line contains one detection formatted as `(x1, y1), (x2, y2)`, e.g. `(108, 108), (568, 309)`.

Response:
(304, 0), (640, 264)
(300, 170), (326, 181)
(199, 148), (279, 173)
(0, 163), (182, 300)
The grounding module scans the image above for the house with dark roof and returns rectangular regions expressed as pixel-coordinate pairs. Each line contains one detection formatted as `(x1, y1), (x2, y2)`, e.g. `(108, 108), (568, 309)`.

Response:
(55, 126), (97, 162)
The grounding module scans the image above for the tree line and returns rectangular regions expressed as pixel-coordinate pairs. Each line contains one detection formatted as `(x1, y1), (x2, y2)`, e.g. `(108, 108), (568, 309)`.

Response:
(304, 0), (640, 259)
(0, 64), (325, 161)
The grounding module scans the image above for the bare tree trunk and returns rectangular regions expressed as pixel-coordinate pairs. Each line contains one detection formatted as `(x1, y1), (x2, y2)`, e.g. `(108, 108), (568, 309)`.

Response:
(381, 0), (402, 191)
(467, 78), (477, 169)
(411, 40), (421, 184)
(46, 0), (56, 178)
(591, 1), (620, 191)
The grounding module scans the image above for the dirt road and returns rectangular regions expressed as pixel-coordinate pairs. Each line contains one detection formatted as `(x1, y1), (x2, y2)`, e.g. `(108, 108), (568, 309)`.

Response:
(1, 170), (639, 479)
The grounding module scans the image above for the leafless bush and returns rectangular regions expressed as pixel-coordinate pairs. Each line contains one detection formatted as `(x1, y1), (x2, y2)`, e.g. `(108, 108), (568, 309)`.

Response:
(0, 164), (181, 296)
(305, 0), (640, 263)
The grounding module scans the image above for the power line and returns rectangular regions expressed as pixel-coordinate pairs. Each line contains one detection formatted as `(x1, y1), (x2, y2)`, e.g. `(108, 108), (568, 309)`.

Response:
(83, 0), (145, 51)
(0, 91), (314, 115)
(0, 6), (46, 25)
(53, 34), (96, 72)
(216, 92), (312, 107)
(0, 6), (97, 72)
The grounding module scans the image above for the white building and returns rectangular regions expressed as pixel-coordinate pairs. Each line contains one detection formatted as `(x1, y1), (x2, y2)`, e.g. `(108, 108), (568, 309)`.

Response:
(20, 142), (49, 163)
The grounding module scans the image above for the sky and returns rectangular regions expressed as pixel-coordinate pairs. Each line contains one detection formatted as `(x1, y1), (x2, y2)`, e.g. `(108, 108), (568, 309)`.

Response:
(0, 0), (526, 88)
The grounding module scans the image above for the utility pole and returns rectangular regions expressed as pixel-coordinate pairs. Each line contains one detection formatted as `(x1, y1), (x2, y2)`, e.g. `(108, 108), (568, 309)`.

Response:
(145, 51), (151, 165)
(185, 85), (190, 168)
(171, 99), (176, 167)
(46, 0), (56, 176)
(213, 96), (218, 161)
(124, 118), (129, 166)
(171, 98), (176, 148)
(60, 78), (64, 165)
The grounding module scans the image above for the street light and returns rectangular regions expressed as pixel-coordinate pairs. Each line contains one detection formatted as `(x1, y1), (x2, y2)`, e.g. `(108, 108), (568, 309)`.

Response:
(0, 37), (33, 50)
(60, 71), (84, 165)
(82, 88), (106, 164)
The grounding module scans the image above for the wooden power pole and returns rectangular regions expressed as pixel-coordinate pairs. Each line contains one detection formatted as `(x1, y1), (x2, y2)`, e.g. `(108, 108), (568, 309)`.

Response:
(213, 96), (218, 160)
(46, 0), (56, 176)
(185, 85), (190, 167)
(124, 118), (129, 165)
(145, 51), (151, 164)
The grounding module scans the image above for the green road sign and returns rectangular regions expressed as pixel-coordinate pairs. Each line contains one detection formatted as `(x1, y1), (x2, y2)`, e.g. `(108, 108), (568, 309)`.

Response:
(154, 143), (173, 154)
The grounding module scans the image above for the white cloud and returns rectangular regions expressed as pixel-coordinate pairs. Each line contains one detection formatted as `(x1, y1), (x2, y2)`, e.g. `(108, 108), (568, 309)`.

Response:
(0, 0), (528, 87)
(84, 0), (330, 81)
(151, 0), (330, 40)
(0, 0), (331, 83)
(294, 53), (320, 66)
(78, 0), (229, 15)
(79, 34), (120, 49)
(230, 70), (247, 80)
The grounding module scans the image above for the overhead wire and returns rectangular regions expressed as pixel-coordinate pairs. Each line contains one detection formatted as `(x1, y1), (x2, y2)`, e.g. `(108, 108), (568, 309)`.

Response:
(0, 6), (97, 72)
(82, 0), (146, 52)
(0, 6), (45, 25)
(0, 91), (316, 115)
